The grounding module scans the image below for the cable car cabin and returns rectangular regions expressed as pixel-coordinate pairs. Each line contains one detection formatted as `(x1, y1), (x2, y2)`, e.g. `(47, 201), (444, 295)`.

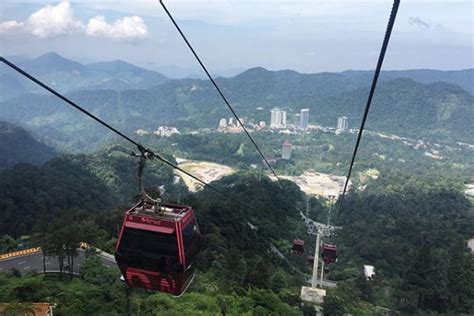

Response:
(292, 239), (305, 256)
(307, 256), (314, 265)
(115, 200), (201, 296)
(321, 243), (337, 265)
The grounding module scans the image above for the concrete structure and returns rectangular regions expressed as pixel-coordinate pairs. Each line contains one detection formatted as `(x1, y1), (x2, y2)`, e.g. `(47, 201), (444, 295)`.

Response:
(135, 129), (149, 136)
(270, 108), (287, 128)
(468, 238), (474, 253)
(282, 140), (292, 160)
(301, 286), (326, 304)
(300, 225), (327, 306)
(337, 116), (348, 131)
(228, 118), (234, 126)
(219, 118), (227, 128)
(299, 108), (309, 130)
(364, 265), (375, 280)
(153, 126), (180, 137)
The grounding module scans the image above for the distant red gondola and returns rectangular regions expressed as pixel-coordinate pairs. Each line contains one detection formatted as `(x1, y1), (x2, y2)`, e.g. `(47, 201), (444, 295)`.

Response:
(292, 239), (305, 256)
(307, 255), (314, 265)
(321, 243), (337, 265)
(115, 200), (201, 296)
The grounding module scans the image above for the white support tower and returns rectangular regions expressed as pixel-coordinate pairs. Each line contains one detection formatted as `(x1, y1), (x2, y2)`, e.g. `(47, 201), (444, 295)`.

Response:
(301, 228), (326, 304)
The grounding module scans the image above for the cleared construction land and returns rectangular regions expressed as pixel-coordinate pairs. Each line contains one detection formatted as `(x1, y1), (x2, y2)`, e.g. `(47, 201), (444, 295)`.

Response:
(175, 159), (236, 192)
(271, 170), (349, 199)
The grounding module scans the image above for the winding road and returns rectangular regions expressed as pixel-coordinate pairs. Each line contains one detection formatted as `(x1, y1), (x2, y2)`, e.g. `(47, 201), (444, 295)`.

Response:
(0, 249), (117, 275)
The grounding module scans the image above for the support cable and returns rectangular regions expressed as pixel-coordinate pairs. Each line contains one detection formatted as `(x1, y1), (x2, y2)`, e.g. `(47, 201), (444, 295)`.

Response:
(337, 0), (400, 215)
(0, 56), (248, 208)
(159, 0), (286, 186)
(0, 57), (313, 277)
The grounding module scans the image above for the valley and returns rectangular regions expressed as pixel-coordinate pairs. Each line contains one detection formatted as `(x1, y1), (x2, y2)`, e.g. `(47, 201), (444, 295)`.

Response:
(0, 52), (472, 315)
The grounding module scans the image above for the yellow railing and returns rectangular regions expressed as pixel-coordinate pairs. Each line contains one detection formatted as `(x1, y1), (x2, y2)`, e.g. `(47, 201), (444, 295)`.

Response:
(0, 247), (41, 261)
(0, 242), (91, 261)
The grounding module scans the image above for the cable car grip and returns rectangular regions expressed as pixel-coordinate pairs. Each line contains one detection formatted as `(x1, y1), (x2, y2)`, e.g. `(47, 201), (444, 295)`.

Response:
(131, 143), (161, 211)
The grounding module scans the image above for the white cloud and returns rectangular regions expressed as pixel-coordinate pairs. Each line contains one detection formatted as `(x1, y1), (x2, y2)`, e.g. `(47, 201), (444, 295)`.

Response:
(0, 1), (148, 41)
(0, 20), (24, 34)
(26, 1), (84, 38)
(86, 15), (148, 40)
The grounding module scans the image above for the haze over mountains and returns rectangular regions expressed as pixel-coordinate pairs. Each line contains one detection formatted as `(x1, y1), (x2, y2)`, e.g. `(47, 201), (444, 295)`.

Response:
(0, 52), (168, 100)
(0, 52), (472, 151)
(0, 121), (56, 169)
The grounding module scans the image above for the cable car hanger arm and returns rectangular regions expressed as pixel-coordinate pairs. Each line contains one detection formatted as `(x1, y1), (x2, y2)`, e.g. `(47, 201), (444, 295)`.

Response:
(0, 56), (231, 204)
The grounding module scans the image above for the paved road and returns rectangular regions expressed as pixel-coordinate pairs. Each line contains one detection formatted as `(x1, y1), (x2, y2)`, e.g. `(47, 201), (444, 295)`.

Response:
(0, 249), (117, 275)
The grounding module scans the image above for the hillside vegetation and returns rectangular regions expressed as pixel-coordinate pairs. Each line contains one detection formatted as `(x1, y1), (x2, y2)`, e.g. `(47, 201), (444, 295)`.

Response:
(0, 54), (472, 151)
(0, 121), (56, 169)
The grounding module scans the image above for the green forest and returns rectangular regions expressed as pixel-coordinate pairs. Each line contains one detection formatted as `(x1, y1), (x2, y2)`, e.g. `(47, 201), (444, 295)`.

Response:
(0, 145), (473, 314)
(0, 54), (473, 315)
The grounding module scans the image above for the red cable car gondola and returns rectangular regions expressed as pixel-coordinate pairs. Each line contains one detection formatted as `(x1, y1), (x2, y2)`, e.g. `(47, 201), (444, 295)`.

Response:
(307, 255), (314, 265)
(291, 239), (305, 256)
(115, 200), (201, 296)
(321, 243), (337, 265)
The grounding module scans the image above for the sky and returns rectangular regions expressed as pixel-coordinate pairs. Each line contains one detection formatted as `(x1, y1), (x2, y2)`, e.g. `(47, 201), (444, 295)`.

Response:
(0, 0), (473, 76)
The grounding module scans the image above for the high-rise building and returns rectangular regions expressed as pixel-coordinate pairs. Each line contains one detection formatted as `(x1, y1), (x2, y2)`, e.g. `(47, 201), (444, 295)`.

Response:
(282, 140), (292, 160)
(281, 111), (287, 127)
(299, 108), (309, 130)
(219, 118), (227, 128)
(271, 108), (280, 127)
(337, 116), (348, 131)
(270, 108), (287, 128)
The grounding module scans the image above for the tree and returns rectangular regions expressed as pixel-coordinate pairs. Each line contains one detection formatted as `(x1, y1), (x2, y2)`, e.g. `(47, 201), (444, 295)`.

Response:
(446, 242), (474, 313)
(400, 241), (448, 313)
(322, 289), (349, 316)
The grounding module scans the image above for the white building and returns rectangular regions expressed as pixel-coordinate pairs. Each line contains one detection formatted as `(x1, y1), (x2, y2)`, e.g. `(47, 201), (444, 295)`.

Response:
(219, 118), (227, 128)
(154, 126), (180, 137)
(282, 140), (292, 160)
(270, 108), (287, 128)
(364, 265), (375, 280)
(337, 116), (348, 131)
(228, 118), (234, 126)
(299, 108), (309, 130)
(135, 129), (149, 136)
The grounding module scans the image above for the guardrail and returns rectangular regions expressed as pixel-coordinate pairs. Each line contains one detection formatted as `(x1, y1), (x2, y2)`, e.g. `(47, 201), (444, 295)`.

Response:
(0, 242), (116, 264)
(0, 242), (90, 262)
(0, 247), (41, 261)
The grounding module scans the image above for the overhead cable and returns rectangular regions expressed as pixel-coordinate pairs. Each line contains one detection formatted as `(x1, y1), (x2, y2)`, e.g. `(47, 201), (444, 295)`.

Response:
(159, 0), (286, 186)
(0, 56), (247, 208)
(337, 0), (401, 214)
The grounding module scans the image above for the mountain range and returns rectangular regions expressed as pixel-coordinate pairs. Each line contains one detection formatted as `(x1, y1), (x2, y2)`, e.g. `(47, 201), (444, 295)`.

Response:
(0, 52), (472, 150)
(0, 52), (168, 101)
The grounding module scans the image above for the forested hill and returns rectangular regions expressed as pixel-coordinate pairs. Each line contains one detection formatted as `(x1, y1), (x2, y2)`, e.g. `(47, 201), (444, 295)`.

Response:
(0, 145), (185, 237)
(320, 79), (474, 141)
(0, 121), (56, 169)
(0, 151), (472, 314)
(0, 52), (169, 100)
(343, 68), (474, 95)
(1, 75), (472, 149)
(1, 53), (472, 149)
